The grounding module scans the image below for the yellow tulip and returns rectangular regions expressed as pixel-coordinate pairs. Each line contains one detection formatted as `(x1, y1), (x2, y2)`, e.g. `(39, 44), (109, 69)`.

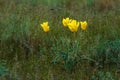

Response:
(40, 22), (50, 32)
(62, 17), (72, 27)
(68, 20), (79, 32)
(80, 21), (87, 30)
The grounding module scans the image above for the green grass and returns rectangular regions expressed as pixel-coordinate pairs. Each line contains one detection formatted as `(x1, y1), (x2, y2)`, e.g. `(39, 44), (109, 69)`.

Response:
(0, 0), (120, 80)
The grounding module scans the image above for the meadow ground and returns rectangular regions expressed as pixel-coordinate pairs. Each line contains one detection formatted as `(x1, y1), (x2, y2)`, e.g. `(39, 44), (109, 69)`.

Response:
(0, 0), (120, 80)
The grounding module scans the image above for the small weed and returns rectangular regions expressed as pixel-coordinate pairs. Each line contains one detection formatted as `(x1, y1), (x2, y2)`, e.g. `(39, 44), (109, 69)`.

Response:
(92, 71), (115, 80)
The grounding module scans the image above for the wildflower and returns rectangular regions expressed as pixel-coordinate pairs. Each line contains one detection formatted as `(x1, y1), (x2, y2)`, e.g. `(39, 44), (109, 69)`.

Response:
(68, 20), (79, 32)
(40, 22), (50, 32)
(62, 17), (72, 27)
(80, 21), (87, 30)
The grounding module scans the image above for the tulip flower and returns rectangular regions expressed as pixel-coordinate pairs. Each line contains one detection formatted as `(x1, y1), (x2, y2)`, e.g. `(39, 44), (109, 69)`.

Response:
(40, 22), (50, 32)
(80, 21), (87, 30)
(62, 17), (72, 27)
(68, 20), (79, 32)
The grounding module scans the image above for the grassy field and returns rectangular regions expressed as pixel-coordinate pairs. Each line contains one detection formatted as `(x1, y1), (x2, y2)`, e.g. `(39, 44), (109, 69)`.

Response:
(0, 0), (120, 80)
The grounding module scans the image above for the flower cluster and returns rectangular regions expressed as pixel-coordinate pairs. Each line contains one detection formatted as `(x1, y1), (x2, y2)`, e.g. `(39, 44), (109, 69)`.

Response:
(40, 17), (87, 33)
(62, 17), (87, 32)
